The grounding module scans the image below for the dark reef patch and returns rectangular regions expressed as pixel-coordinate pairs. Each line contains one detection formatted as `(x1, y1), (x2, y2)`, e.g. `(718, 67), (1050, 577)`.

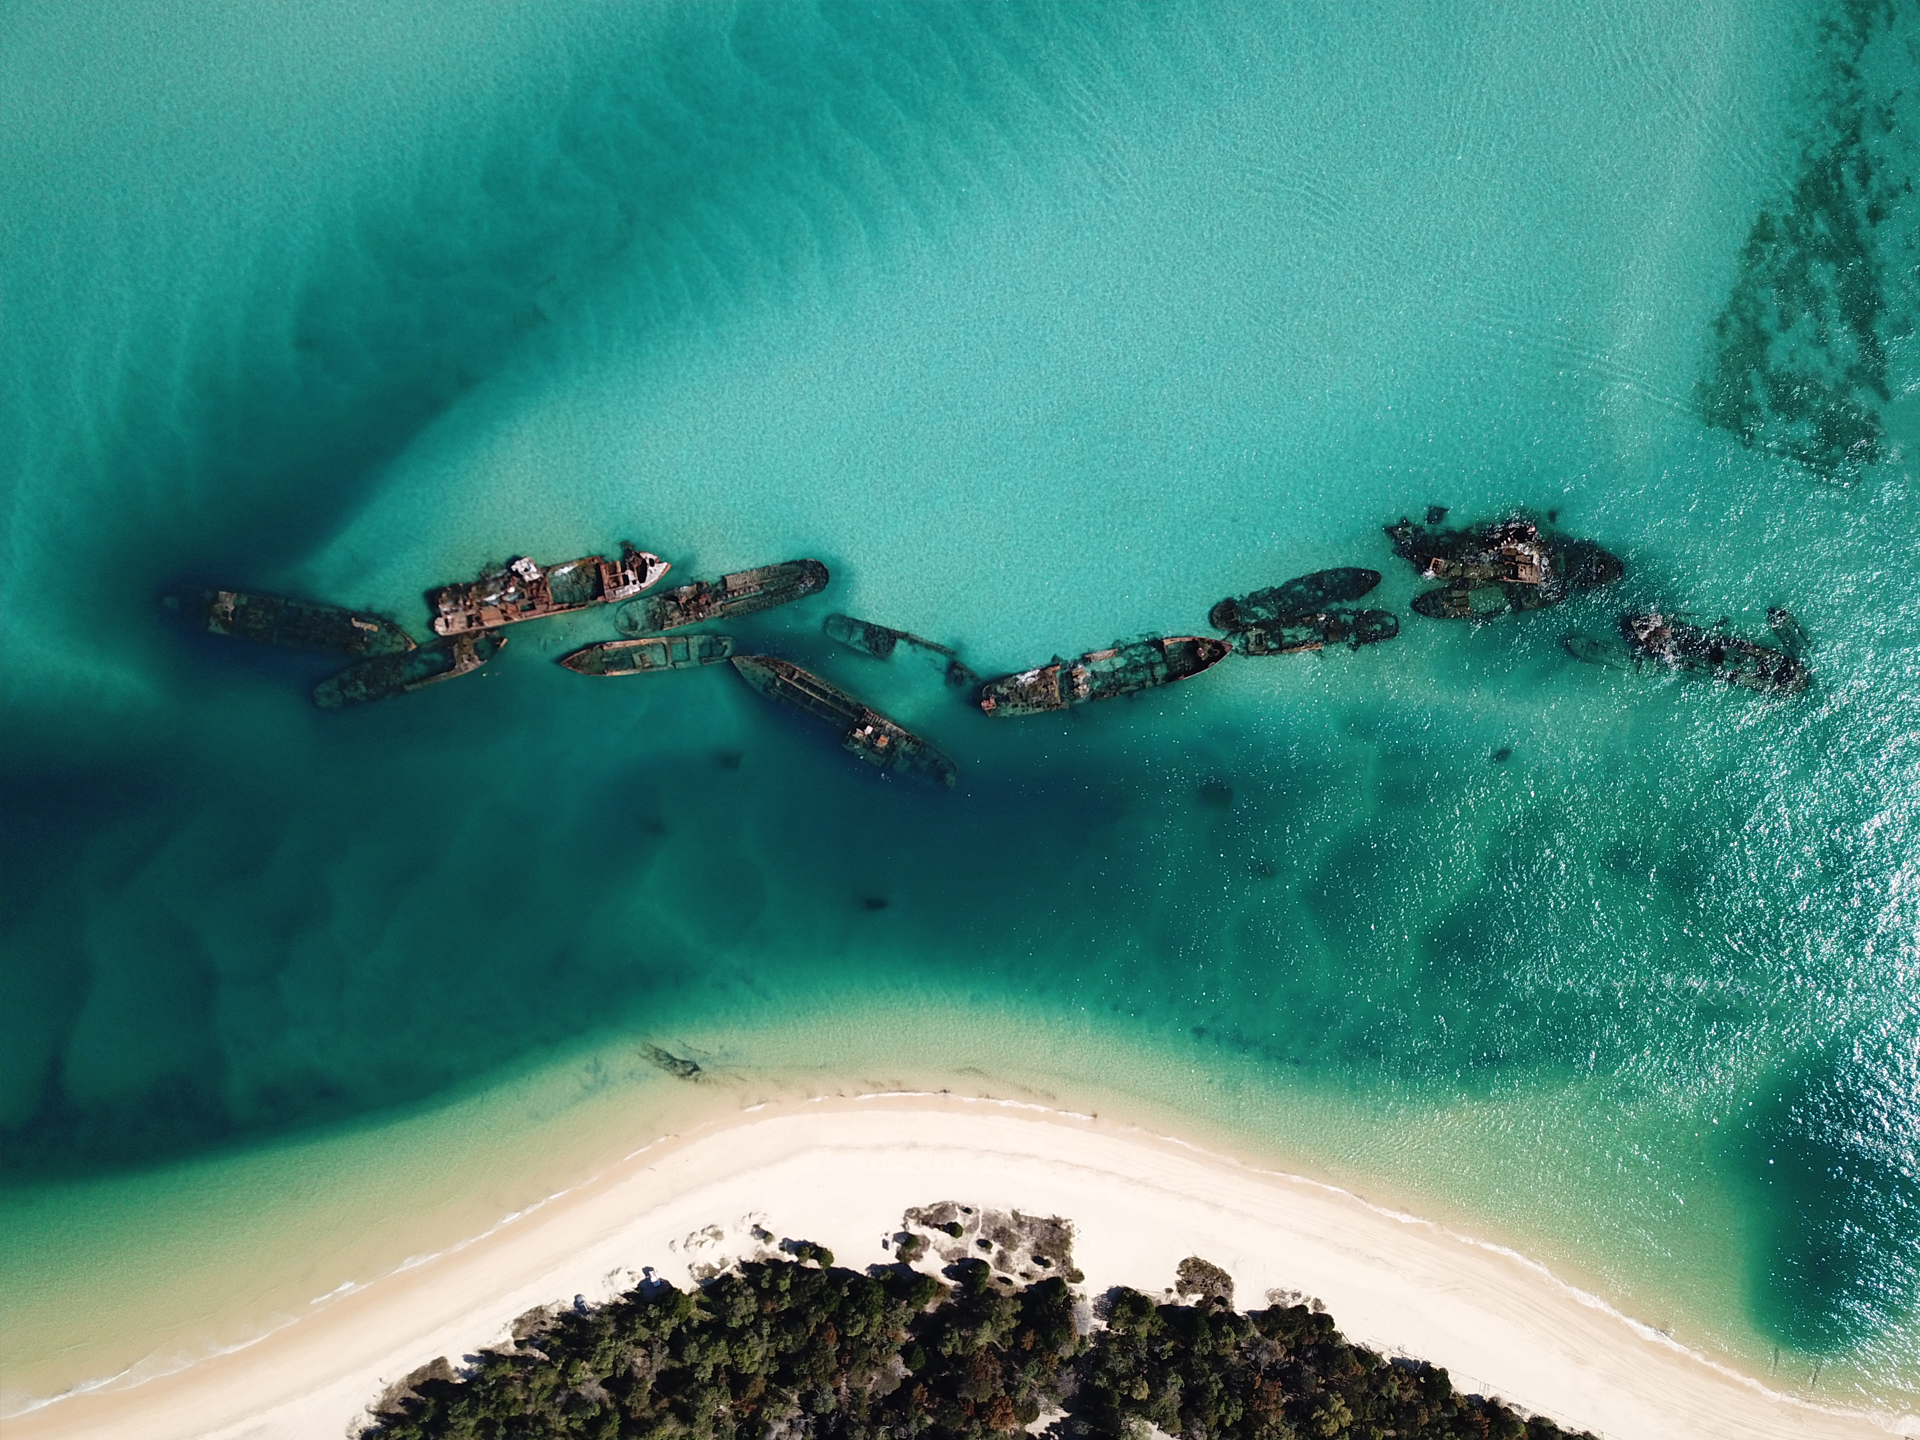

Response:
(1696, 0), (1917, 482)
(1196, 778), (1236, 810)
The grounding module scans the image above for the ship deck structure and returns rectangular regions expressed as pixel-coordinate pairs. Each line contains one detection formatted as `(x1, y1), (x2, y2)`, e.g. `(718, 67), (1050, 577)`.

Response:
(428, 544), (669, 636)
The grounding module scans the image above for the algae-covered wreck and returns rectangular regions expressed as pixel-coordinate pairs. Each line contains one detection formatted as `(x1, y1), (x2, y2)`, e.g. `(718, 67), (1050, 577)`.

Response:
(824, 613), (978, 687)
(1208, 567), (1397, 656)
(1209, 568), (1381, 633)
(313, 631), (508, 709)
(1236, 609), (1398, 656)
(733, 654), (956, 787)
(561, 634), (735, 675)
(166, 589), (416, 656)
(1565, 610), (1810, 696)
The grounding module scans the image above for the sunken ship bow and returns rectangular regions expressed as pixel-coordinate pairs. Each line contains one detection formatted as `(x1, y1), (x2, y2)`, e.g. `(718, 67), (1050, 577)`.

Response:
(731, 654), (956, 787)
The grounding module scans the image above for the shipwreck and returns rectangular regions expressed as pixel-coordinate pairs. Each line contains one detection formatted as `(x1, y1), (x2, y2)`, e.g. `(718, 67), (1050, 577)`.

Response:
(427, 544), (669, 636)
(166, 588), (416, 656)
(561, 634), (736, 675)
(732, 654), (956, 787)
(823, 613), (978, 687)
(1209, 568), (1381, 633)
(978, 635), (1232, 716)
(313, 631), (508, 708)
(1386, 514), (1622, 621)
(617, 559), (828, 636)
(1236, 609), (1399, 655)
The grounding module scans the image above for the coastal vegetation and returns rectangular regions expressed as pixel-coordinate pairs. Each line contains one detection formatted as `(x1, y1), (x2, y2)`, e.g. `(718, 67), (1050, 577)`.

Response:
(363, 1247), (1594, 1440)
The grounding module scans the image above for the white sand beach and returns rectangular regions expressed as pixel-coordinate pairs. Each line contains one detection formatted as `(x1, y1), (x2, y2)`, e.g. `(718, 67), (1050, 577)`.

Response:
(10, 1091), (1908, 1440)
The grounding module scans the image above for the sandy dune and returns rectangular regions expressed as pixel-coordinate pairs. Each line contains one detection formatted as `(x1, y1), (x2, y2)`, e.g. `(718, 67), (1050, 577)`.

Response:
(10, 1092), (1907, 1440)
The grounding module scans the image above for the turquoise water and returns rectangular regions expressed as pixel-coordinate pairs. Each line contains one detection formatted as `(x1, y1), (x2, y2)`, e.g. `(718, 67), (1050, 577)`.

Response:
(3, 0), (1918, 1416)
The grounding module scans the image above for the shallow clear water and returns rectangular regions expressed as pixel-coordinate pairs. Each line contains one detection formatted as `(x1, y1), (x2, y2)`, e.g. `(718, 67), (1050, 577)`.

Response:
(3, 0), (1917, 1418)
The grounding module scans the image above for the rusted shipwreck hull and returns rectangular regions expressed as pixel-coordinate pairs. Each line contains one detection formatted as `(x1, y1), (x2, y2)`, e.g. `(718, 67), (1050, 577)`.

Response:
(313, 631), (508, 708)
(979, 635), (1232, 716)
(1209, 568), (1381, 633)
(732, 654), (956, 787)
(167, 589), (415, 656)
(427, 544), (669, 636)
(561, 633), (735, 675)
(617, 560), (827, 636)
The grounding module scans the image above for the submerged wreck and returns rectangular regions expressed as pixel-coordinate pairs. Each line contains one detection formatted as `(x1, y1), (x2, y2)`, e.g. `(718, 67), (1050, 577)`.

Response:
(617, 559), (828, 636)
(166, 589), (416, 656)
(1209, 568), (1381, 633)
(979, 635), (1232, 716)
(1237, 609), (1398, 656)
(1565, 611), (1810, 695)
(1766, 606), (1810, 658)
(732, 654), (956, 787)
(1385, 514), (1622, 620)
(313, 631), (508, 709)
(1410, 584), (1530, 621)
(427, 544), (669, 636)
(561, 634), (735, 676)
(823, 613), (978, 687)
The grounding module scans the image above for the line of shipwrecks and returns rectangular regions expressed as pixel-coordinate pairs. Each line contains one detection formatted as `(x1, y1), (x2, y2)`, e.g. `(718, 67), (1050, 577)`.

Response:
(164, 505), (1811, 789)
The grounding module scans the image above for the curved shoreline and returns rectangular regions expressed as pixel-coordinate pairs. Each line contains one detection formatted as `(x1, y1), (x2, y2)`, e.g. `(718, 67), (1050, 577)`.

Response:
(8, 1090), (1910, 1440)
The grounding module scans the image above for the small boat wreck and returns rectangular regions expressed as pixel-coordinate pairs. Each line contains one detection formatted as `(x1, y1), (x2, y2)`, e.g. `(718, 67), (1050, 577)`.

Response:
(824, 613), (978, 687)
(617, 559), (828, 635)
(979, 635), (1232, 716)
(731, 654), (956, 787)
(1767, 606), (1810, 658)
(1236, 608), (1399, 656)
(1410, 584), (1522, 621)
(1209, 568), (1381, 633)
(1618, 611), (1810, 695)
(1386, 514), (1623, 620)
(313, 631), (508, 709)
(165, 589), (416, 656)
(427, 544), (669, 636)
(561, 634), (735, 675)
